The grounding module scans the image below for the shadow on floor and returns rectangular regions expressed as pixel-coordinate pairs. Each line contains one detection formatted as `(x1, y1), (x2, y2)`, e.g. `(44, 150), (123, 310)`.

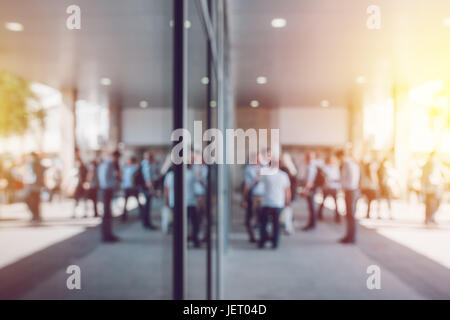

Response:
(0, 214), (140, 300)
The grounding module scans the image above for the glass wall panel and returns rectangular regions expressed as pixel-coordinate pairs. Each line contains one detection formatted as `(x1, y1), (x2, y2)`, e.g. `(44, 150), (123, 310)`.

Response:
(0, 0), (173, 299)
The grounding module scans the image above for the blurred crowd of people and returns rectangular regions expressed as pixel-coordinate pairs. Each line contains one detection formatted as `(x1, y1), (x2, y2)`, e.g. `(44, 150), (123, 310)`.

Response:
(0, 147), (211, 246)
(241, 148), (449, 248)
(0, 146), (448, 246)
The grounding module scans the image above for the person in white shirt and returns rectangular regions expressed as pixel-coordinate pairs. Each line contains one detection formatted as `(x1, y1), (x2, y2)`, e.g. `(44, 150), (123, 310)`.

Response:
(259, 163), (291, 249)
(336, 149), (360, 244)
(317, 154), (341, 223)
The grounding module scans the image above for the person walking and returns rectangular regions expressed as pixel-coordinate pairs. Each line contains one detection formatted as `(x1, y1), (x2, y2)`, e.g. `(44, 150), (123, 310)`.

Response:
(317, 154), (341, 223)
(360, 159), (379, 219)
(279, 153), (297, 234)
(301, 151), (319, 231)
(336, 149), (360, 244)
(23, 152), (45, 222)
(141, 151), (157, 230)
(241, 153), (265, 242)
(84, 159), (99, 217)
(421, 152), (445, 225)
(97, 150), (121, 242)
(377, 157), (394, 219)
(258, 159), (291, 249)
(72, 155), (87, 218)
(121, 156), (145, 224)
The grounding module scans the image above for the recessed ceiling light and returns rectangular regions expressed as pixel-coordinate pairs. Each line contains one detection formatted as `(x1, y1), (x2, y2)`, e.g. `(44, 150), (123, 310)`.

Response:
(356, 76), (367, 84)
(210, 100), (217, 108)
(201, 77), (210, 85)
(250, 100), (260, 108)
(444, 17), (450, 27)
(256, 77), (267, 84)
(271, 18), (287, 28)
(100, 77), (111, 86)
(139, 100), (149, 108)
(5, 22), (23, 32)
(320, 100), (330, 108)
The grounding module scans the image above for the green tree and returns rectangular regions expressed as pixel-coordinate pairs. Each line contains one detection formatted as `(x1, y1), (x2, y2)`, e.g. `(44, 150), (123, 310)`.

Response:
(0, 71), (45, 138)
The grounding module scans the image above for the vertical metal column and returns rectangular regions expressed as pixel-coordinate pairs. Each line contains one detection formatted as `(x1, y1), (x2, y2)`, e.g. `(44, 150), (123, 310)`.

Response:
(216, 0), (225, 300)
(173, 0), (187, 300)
(206, 0), (213, 301)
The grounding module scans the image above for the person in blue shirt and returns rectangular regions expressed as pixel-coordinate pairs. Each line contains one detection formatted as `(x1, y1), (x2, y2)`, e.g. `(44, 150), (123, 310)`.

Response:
(121, 156), (144, 223)
(241, 153), (265, 243)
(97, 150), (121, 242)
(141, 151), (157, 230)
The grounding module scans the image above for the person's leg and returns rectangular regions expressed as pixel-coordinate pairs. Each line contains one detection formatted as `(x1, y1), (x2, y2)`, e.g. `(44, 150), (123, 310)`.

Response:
(188, 206), (200, 247)
(73, 185), (84, 218)
(192, 206), (200, 247)
(141, 190), (155, 229)
(147, 193), (156, 228)
(303, 192), (316, 230)
(197, 196), (206, 241)
(424, 194), (430, 224)
(29, 189), (41, 221)
(367, 196), (373, 219)
(350, 190), (357, 241)
(341, 190), (356, 243)
(132, 189), (145, 224)
(258, 207), (269, 248)
(331, 190), (340, 222)
(92, 190), (99, 217)
(161, 205), (170, 234)
(253, 196), (262, 240)
(317, 191), (326, 221)
(272, 208), (281, 248)
(245, 192), (255, 241)
(431, 195), (441, 223)
(101, 189), (116, 241)
(361, 190), (370, 219)
(283, 206), (294, 234)
(73, 195), (79, 218)
(386, 191), (393, 219)
(24, 187), (34, 219)
(122, 189), (130, 221)
(425, 194), (439, 224)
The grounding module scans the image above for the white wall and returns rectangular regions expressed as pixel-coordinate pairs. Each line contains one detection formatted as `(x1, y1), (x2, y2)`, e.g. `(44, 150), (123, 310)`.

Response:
(277, 107), (348, 146)
(122, 108), (205, 146)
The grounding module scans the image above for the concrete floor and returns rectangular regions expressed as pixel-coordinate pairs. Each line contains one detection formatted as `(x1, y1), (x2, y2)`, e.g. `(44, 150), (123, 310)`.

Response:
(0, 196), (449, 299)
